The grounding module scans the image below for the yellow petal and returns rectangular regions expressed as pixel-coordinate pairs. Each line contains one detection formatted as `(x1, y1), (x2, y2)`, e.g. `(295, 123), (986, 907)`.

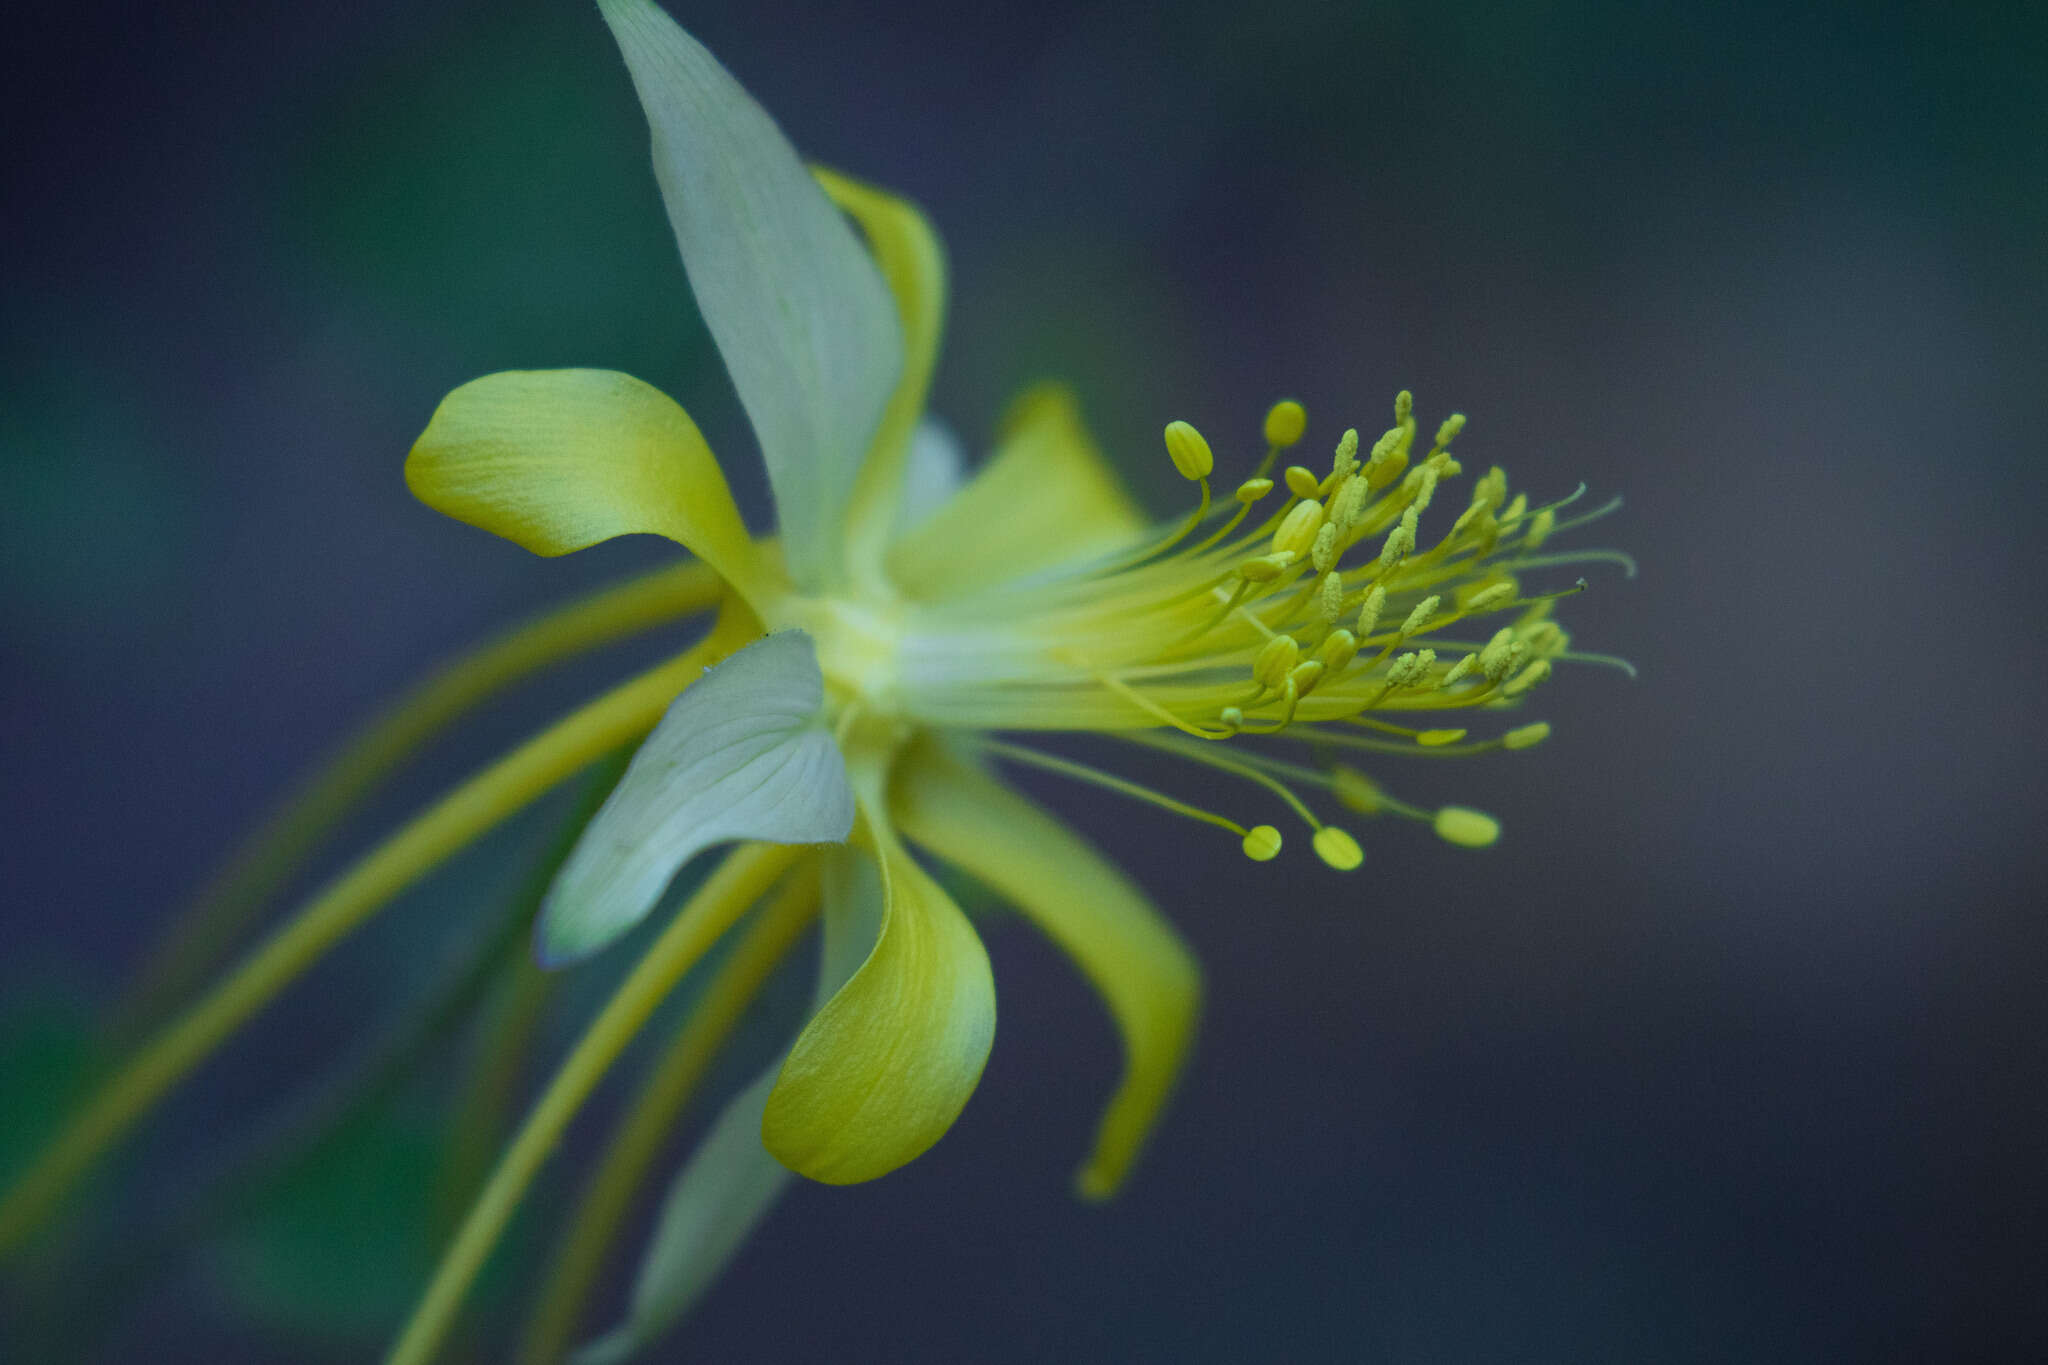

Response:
(759, 812), (995, 1184)
(813, 167), (948, 579)
(406, 369), (775, 610)
(889, 736), (1200, 1198)
(886, 383), (1150, 599)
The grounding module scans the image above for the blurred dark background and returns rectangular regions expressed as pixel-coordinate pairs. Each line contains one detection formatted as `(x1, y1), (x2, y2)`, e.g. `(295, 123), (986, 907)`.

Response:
(4, 0), (2045, 1360)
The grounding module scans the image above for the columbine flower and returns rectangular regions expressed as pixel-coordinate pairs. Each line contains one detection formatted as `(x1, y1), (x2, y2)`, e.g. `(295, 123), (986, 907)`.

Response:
(0, 3), (1620, 1361)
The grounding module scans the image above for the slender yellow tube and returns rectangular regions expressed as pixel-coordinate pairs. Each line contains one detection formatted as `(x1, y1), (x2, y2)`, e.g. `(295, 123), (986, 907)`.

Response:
(516, 862), (821, 1365)
(122, 561), (723, 1036)
(386, 842), (805, 1365)
(0, 609), (755, 1259)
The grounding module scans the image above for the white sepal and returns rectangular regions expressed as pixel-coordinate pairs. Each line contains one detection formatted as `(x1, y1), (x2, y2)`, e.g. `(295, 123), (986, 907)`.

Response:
(537, 631), (853, 967)
(598, 0), (904, 590)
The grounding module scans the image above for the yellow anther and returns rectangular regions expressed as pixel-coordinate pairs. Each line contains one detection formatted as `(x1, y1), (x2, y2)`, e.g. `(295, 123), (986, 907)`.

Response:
(1252, 634), (1301, 688)
(1283, 465), (1322, 498)
(1310, 522), (1339, 574)
(1434, 413), (1466, 447)
(1163, 420), (1214, 480)
(1471, 466), (1507, 512)
(1519, 621), (1565, 655)
(1399, 594), (1441, 637)
(1503, 721), (1551, 750)
(1416, 728), (1467, 746)
(1478, 627), (1518, 681)
(1441, 653), (1481, 687)
(1264, 400), (1307, 449)
(1330, 472), (1367, 528)
(1330, 427), (1360, 478)
(1241, 825), (1283, 860)
(1461, 582), (1517, 614)
(1331, 766), (1382, 814)
(1234, 477), (1275, 503)
(1411, 465), (1441, 513)
(1393, 389), (1414, 424)
(1502, 657), (1552, 697)
(1287, 659), (1325, 696)
(1501, 492), (1528, 523)
(1362, 428), (1408, 488)
(1525, 507), (1556, 549)
(1314, 628), (1359, 674)
(1238, 551), (1295, 582)
(1272, 499), (1324, 558)
(1312, 826), (1365, 870)
(1316, 569), (1346, 623)
(1433, 806), (1500, 848)
(1355, 583), (1387, 638)
(1217, 705), (1245, 734)
(1384, 650), (1425, 688)
(1376, 514), (1416, 571)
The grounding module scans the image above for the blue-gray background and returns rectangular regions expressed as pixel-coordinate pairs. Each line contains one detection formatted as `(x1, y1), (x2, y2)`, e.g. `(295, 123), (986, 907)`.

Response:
(4, 1), (2045, 1360)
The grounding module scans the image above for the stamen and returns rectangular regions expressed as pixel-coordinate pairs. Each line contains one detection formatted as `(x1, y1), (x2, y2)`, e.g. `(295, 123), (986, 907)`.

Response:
(980, 739), (1278, 861)
(1272, 499), (1324, 559)
(1503, 721), (1551, 749)
(1263, 399), (1308, 449)
(1115, 731), (1363, 871)
(1163, 420), (1215, 481)
(1356, 584), (1387, 638)
(1432, 806), (1501, 848)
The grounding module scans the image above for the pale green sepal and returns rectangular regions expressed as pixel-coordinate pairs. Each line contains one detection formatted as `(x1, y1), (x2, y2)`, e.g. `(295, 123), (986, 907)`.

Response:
(599, 0), (903, 591)
(760, 814), (994, 1184)
(537, 631), (853, 967)
(569, 852), (880, 1365)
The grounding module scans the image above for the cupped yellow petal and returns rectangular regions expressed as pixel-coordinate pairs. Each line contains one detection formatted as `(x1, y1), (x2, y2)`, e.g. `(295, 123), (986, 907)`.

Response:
(759, 807), (995, 1184)
(814, 167), (948, 577)
(886, 383), (1150, 599)
(406, 369), (775, 611)
(889, 735), (1200, 1199)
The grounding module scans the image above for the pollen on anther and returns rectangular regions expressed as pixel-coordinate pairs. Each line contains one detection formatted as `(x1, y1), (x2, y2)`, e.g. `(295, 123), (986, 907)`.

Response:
(1163, 420), (1214, 480)
(1241, 825), (1283, 861)
(1502, 658), (1552, 697)
(1316, 570), (1345, 623)
(1356, 583), (1387, 638)
(1312, 826), (1365, 870)
(1399, 595), (1441, 637)
(1264, 400), (1307, 449)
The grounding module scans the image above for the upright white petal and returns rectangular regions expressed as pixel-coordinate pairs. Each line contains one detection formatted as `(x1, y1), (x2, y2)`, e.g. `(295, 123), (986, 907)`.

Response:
(537, 631), (854, 966)
(599, 0), (903, 590)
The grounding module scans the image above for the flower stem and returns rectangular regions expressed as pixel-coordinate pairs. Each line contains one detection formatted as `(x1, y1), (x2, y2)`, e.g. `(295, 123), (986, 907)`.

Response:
(516, 861), (821, 1365)
(119, 561), (723, 1039)
(0, 610), (753, 1260)
(386, 841), (804, 1365)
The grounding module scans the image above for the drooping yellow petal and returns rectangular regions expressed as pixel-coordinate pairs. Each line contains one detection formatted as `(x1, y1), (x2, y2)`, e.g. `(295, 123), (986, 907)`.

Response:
(890, 735), (1200, 1199)
(886, 383), (1150, 599)
(814, 166), (948, 582)
(406, 369), (775, 611)
(760, 807), (995, 1185)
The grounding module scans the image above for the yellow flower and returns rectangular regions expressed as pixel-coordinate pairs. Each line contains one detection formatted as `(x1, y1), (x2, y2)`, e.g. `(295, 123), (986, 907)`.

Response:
(0, 4), (1622, 1362)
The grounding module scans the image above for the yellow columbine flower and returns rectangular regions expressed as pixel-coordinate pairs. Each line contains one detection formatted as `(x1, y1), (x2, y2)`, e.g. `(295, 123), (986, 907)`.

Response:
(0, 4), (1622, 1362)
